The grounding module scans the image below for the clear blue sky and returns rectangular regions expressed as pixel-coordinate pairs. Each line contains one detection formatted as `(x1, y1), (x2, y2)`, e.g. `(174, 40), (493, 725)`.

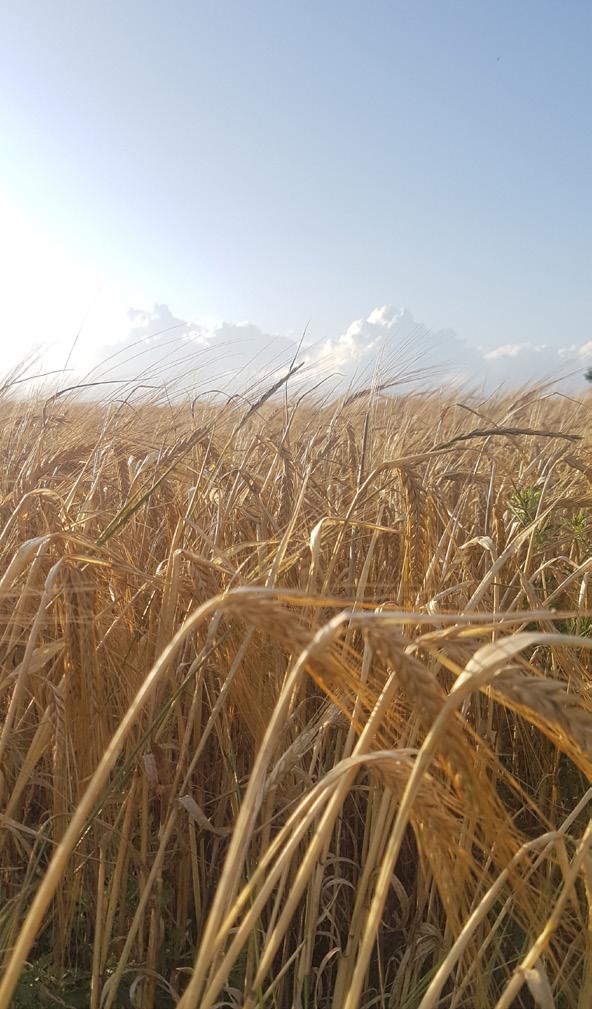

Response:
(0, 0), (590, 366)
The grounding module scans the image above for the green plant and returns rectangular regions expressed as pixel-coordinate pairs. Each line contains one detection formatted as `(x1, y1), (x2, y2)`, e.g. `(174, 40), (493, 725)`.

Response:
(508, 485), (542, 526)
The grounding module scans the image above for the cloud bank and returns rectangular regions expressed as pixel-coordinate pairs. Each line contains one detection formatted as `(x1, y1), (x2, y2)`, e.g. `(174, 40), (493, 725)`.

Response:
(59, 303), (592, 399)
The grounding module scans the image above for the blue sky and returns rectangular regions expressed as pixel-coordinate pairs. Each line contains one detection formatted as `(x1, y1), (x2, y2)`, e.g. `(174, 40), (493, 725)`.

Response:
(0, 1), (590, 387)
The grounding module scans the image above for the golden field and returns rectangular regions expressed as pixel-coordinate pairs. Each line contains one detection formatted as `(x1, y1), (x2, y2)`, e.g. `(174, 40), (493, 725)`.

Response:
(2, 377), (592, 1008)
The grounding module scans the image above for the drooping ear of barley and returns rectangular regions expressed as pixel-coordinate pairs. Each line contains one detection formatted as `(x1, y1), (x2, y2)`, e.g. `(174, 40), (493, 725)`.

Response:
(398, 463), (429, 605)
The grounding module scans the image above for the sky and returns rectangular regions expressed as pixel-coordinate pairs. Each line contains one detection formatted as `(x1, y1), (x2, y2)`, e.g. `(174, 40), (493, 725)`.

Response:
(0, 1), (591, 392)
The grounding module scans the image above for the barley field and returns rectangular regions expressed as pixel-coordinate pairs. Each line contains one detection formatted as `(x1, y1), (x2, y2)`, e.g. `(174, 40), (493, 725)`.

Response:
(2, 376), (592, 1008)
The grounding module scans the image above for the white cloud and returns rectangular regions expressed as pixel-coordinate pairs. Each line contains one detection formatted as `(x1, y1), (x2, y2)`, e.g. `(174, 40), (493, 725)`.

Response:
(24, 301), (591, 398)
(484, 343), (529, 360)
(482, 341), (585, 386)
(308, 306), (591, 391)
(306, 305), (485, 388)
(75, 303), (300, 399)
(577, 341), (592, 358)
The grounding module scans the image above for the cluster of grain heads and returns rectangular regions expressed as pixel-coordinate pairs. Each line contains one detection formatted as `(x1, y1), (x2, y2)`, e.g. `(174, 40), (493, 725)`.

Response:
(1, 381), (592, 1007)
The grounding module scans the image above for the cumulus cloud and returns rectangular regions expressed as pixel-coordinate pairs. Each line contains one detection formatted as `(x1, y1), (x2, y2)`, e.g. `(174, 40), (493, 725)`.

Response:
(81, 303), (300, 398)
(308, 306), (591, 391)
(63, 302), (591, 400)
(306, 305), (486, 390)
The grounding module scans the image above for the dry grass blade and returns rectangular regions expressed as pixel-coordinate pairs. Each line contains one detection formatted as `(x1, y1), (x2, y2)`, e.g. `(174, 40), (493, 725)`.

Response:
(2, 382), (592, 1009)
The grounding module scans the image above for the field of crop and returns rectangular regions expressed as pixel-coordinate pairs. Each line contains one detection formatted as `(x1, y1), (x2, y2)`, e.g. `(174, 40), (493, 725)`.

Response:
(2, 378), (592, 1008)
